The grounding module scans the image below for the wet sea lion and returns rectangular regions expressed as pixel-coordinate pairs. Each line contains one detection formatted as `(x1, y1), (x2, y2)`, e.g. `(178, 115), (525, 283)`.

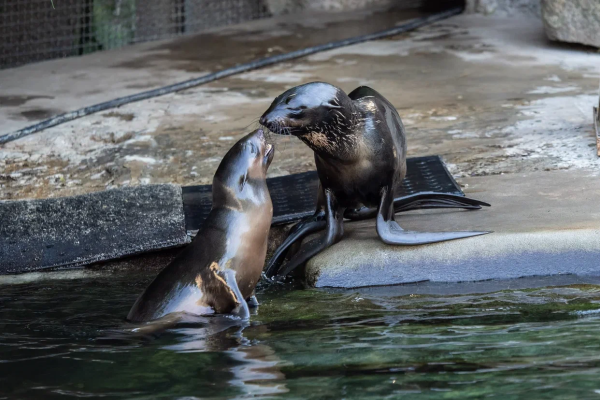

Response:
(127, 129), (274, 322)
(259, 82), (490, 279)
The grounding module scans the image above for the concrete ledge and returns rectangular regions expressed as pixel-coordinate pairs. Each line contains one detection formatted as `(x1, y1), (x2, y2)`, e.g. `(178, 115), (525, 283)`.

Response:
(306, 170), (600, 288)
(0, 184), (188, 274)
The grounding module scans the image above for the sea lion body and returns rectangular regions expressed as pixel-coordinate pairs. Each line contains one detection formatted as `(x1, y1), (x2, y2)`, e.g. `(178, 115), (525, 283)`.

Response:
(127, 129), (274, 322)
(314, 94), (406, 210)
(260, 82), (489, 279)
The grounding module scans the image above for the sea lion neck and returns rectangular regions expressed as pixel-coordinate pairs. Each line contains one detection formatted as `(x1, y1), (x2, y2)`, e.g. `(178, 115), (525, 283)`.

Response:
(299, 100), (362, 162)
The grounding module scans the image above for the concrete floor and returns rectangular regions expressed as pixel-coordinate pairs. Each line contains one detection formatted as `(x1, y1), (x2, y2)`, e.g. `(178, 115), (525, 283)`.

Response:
(1, 11), (598, 202)
(1, 9), (600, 287)
(307, 169), (600, 287)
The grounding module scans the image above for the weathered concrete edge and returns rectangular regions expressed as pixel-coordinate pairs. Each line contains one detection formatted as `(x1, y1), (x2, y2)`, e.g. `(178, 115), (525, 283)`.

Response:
(0, 184), (190, 274)
(38, 236), (189, 272)
(306, 229), (600, 288)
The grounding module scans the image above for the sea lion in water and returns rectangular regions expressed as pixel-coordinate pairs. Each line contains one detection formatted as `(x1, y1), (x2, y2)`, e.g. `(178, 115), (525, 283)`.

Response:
(127, 129), (274, 322)
(259, 82), (490, 279)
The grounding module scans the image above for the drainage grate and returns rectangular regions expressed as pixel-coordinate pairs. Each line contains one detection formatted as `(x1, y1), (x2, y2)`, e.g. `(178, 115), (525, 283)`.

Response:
(182, 155), (464, 231)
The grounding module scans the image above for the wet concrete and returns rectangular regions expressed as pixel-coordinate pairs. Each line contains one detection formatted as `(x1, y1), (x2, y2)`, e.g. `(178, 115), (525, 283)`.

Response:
(0, 6), (423, 137)
(1, 12), (598, 202)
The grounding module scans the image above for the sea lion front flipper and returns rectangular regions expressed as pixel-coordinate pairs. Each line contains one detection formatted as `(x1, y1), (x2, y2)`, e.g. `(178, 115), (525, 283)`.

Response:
(376, 186), (491, 245)
(246, 293), (259, 308)
(222, 269), (250, 320)
(265, 183), (328, 278)
(264, 214), (326, 278)
(273, 189), (345, 280)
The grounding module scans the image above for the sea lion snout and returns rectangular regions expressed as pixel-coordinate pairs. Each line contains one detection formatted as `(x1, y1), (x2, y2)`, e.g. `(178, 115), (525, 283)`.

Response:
(248, 129), (274, 168)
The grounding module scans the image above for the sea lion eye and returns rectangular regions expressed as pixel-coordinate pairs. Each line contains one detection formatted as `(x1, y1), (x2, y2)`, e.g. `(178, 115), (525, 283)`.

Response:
(284, 95), (296, 105)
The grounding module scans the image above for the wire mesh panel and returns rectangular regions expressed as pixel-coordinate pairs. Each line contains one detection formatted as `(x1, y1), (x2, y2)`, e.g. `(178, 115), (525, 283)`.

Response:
(0, 0), (270, 69)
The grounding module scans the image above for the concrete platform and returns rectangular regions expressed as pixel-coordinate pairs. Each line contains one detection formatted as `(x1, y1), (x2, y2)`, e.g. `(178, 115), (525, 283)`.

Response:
(1, 8), (599, 286)
(306, 170), (600, 287)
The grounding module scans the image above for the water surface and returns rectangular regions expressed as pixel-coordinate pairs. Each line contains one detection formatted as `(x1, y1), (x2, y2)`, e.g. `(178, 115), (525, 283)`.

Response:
(2, 271), (600, 399)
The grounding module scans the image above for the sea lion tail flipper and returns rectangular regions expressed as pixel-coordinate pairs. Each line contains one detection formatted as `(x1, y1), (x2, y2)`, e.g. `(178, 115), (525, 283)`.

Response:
(376, 186), (491, 245)
(377, 220), (491, 245)
(222, 270), (250, 320)
(393, 192), (491, 213)
(265, 215), (326, 279)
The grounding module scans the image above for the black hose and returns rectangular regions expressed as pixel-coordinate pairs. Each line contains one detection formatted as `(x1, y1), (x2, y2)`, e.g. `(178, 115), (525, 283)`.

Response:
(0, 7), (462, 145)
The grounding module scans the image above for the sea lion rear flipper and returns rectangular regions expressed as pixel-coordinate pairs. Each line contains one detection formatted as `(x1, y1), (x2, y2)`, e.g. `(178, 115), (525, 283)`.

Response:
(376, 186), (491, 245)
(392, 192), (490, 213)
(222, 270), (250, 320)
(344, 192), (489, 221)
(273, 189), (344, 280)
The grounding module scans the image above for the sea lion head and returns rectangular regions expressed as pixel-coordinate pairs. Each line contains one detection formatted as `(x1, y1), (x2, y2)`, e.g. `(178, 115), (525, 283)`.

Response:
(212, 129), (274, 207)
(259, 82), (356, 157)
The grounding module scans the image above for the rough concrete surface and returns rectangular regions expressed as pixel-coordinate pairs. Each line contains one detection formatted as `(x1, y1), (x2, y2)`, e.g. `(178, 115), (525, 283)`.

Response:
(0, 184), (188, 274)
(306, 170), (600, 287)
(1, 13), (598, 202)
(542, 0), (600, 48)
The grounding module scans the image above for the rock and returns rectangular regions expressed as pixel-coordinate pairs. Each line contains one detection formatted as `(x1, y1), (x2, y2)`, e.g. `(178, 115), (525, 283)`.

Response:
(465, 0), (541, 16)
(542, 0), (600, 48)
(264, 0), (394, 15)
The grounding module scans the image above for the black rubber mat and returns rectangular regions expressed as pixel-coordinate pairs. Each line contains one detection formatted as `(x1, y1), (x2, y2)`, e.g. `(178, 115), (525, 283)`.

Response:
(182, 155), (463, 231)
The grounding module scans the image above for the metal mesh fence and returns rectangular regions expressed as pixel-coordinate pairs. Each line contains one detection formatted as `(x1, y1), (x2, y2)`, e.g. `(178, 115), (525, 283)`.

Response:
(0, 0), (270, 69)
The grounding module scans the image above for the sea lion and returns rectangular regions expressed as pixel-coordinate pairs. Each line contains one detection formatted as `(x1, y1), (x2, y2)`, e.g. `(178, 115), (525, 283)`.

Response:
(127, 129), (274, 322)
(259, 82), (490, 279)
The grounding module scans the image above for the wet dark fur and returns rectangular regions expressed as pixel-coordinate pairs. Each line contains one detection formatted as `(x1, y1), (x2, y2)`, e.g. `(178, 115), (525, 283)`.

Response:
(261, 82), (406, 210)
(260, 82), (489, 279)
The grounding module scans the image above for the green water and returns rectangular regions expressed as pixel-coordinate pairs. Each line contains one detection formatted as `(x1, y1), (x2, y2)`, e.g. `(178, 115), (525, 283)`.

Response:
(3, 272), (600, 399)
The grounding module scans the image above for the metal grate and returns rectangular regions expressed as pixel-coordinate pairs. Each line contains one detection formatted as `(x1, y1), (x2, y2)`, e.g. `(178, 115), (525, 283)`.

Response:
(182, 156), (465, 231)
(0, 0), (270, 69)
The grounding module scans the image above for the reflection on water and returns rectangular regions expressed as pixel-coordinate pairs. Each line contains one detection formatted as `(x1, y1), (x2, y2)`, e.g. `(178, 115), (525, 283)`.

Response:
(3, 271), (600, 398)
(227, 344), (288, 398)
(162, 322), (289, 398)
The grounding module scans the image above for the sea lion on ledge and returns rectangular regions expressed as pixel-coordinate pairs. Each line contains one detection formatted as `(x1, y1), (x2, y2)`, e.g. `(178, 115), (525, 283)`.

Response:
(127, 129), (274, 322)
(259, 82), (490, 279)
